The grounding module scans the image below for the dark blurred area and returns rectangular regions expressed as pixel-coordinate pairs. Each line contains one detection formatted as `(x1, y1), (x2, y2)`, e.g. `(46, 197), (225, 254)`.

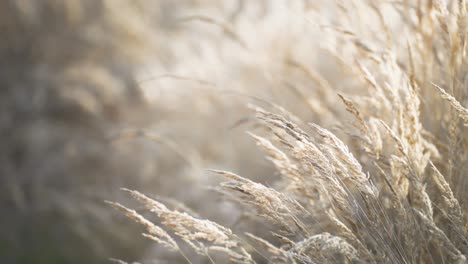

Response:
(0, 1), (161, 263)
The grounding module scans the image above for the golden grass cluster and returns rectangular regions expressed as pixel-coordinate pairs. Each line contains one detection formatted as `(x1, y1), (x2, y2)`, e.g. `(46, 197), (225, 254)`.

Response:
(112, 0), (467, 263)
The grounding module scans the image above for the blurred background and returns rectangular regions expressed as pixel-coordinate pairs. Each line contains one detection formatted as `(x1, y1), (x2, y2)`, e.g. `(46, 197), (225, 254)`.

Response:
(0, 0), (409, 263)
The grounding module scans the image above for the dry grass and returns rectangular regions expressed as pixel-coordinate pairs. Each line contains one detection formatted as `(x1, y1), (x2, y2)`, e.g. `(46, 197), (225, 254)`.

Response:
(111, 0), (467, 263)
(1, 0), (466, 263)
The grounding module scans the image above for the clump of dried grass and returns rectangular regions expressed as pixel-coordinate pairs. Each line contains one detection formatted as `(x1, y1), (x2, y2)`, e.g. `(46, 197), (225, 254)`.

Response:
(112, 189), (254, 264)
(112, 0), (467, 263)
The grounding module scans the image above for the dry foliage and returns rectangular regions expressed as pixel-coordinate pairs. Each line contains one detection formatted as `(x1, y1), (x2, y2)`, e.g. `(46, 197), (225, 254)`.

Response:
(1, 0), (466, 263)
(112, 0), (467, 263)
